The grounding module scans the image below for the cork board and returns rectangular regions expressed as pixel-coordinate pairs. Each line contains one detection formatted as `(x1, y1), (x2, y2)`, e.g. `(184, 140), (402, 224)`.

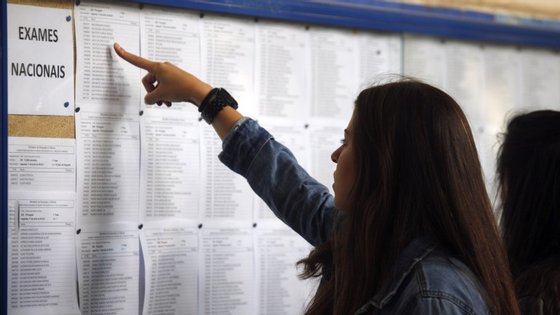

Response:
(7, 0), (75, 139)
(8, 0), (72, 9)
(8, 115), (75, 138)
(397, 0), (560, 20)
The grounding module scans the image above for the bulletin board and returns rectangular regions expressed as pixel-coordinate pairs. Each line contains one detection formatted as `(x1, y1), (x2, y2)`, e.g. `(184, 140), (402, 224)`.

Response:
(2, 0), (560, 314)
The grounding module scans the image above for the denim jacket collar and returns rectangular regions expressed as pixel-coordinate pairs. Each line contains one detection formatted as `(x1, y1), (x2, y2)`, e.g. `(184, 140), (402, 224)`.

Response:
(355, 237), (438, 314)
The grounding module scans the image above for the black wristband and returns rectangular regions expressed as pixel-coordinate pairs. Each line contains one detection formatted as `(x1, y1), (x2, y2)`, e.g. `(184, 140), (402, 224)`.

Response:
(198, 88), (238, 124)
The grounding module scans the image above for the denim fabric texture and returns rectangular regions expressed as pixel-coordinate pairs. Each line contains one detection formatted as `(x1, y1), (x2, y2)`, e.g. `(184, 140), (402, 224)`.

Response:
(354, 238), (491, 315)
(219, 118), (491, 315)
(219, 117), (336, 246)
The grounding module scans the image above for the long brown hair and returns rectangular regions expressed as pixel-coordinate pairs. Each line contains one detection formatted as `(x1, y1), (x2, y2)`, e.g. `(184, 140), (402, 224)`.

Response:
(299, 80), (520, 315)
(497, 110), (560, 314)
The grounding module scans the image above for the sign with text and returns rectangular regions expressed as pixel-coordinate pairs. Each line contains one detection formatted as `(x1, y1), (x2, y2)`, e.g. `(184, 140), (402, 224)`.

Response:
(8, 4), (74, 115)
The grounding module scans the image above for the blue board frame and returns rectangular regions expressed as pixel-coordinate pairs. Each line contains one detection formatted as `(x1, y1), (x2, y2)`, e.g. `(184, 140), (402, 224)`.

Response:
(124, 0), (560, 49)
(2, 0), (560, 312)
(1, 0), (7, 313)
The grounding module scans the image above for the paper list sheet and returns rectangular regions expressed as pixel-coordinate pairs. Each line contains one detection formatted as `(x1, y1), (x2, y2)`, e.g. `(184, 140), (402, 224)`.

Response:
(75, 1), (141, 113)
(78, 227), (139, 315)
(8, 192), (79, 315)
(142, 226), (198, 315)
(76, 112), (140, 226)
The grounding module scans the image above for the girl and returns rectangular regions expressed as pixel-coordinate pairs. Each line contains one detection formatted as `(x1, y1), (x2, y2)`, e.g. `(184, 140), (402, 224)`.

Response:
(114, 43), (520, 315)
(498, 110), (560, 315)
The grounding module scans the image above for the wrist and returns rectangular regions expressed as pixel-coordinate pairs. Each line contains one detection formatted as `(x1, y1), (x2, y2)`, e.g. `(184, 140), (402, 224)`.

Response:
(198, 88), (238, 124)
(193, 84), (213, 107)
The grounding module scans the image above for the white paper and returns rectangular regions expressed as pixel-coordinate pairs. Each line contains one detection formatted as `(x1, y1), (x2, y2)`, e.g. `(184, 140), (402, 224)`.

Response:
(141, 225), (198, 315)
(470, 121), (501, 198)
(7, 4), (74, 116)
(76, 112), (140, 226)
(77, 225), (139, 315)
(75, 1), (141, 113)
(307, 122), (345, 194)
(357, 31), (402, 90)
(8, 191), (79, 315)
(255, 228), (313, 314)
(201, 15), (256, 116)
(141, 6), (201, 78)
(482, 45), (521, 126)
(519, 48), (560, 111)
(255, 22), (309, 120)
(9, 137), (75, 192)
(140, 110), (200, 223)
(200, 128), (254, 223)
(309, 27), (358, 122)
(140, 6), (202, 112)
(403, 35), (445, 88)
(200, 228), (254, 315)
(444, 41), (485, 123)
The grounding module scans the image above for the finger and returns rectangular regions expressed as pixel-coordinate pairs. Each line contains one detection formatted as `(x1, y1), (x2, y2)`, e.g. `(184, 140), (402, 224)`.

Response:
(142, 73), (157, 93)
(145, 89), (165, 105)
(113, 43), (156, 72)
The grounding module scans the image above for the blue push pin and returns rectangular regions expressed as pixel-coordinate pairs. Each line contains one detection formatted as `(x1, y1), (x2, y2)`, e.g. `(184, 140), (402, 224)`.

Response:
(64, 101), (70, 108)
(66, 16), (71, 22)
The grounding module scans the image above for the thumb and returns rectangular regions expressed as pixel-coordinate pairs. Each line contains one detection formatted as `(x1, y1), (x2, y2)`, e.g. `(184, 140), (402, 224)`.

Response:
(144, 88), (165, 105)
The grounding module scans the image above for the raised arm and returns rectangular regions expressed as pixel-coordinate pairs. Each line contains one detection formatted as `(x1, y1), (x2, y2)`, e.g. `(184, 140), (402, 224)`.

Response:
(113, 43), (241, 140)
(114, 43), (336, 245)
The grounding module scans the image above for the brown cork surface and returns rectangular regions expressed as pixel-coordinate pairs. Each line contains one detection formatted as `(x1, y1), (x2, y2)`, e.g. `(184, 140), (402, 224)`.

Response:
(8, 115), (75, 138)
(8, 0), (72, 9)
(396, 0), (560, 20)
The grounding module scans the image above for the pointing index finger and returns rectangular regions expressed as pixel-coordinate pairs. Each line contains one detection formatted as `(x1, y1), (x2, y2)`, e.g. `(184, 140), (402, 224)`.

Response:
(113, 43), (156, 72)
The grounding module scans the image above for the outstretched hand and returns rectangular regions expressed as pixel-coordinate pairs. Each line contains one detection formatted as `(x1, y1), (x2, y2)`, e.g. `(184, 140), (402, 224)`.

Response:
(113, 43), (212, 107)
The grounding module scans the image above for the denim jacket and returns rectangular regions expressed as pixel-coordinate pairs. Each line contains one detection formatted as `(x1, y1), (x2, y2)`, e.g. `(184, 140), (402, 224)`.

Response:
(219, 118), (491, 315)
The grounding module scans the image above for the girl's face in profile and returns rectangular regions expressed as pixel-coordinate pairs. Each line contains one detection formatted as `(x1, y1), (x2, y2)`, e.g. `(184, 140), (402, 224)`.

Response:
(331, 114), (356, 211)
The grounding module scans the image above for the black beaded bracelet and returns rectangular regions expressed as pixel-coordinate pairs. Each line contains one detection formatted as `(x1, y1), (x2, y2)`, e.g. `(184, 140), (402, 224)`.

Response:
(198, 88), (238, 124)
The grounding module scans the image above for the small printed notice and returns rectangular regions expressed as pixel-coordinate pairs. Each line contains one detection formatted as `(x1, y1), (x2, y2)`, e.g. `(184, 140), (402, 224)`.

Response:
(9, 137), (76, 192)
(7, 4), (74, 115)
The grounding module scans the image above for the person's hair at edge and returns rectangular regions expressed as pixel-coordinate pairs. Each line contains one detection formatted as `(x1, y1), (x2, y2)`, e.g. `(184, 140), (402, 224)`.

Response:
(497, 110), (560, 314)
(297, 79), (520, 315)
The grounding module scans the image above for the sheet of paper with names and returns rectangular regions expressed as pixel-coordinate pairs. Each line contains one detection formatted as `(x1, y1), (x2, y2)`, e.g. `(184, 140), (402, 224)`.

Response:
(141, 225), (199, 315)
(140, 5), (202, 113)
(8, 191), (79, 315)
(482, 45), (520, 125)
(403, 35), (446, 88)
(200, 228), (254, 314)
(255, 21), (309, 120)
(255, 228), (315, 314)
(75, 0), (141, 114)
(519, 48), (560, 111)
(77, 224), (139, 315)
(8, 137), (78, 315)
(140, 109), (200, 224)
(76, 112), (140, 227)
(309, 26), (358, 123)
(141, 6), (201, 78)
(357, 31), (402, 89)
(200, 127), (254, 224)
(201, 14), (256, 116)
(307, 121), (346, 195)
(9, 137), (76, 192)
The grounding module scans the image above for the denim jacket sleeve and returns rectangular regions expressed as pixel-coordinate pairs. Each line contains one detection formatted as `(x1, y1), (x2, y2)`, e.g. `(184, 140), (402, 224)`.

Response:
(406, 297), (481, 315)
(218, 118), (337, 246)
